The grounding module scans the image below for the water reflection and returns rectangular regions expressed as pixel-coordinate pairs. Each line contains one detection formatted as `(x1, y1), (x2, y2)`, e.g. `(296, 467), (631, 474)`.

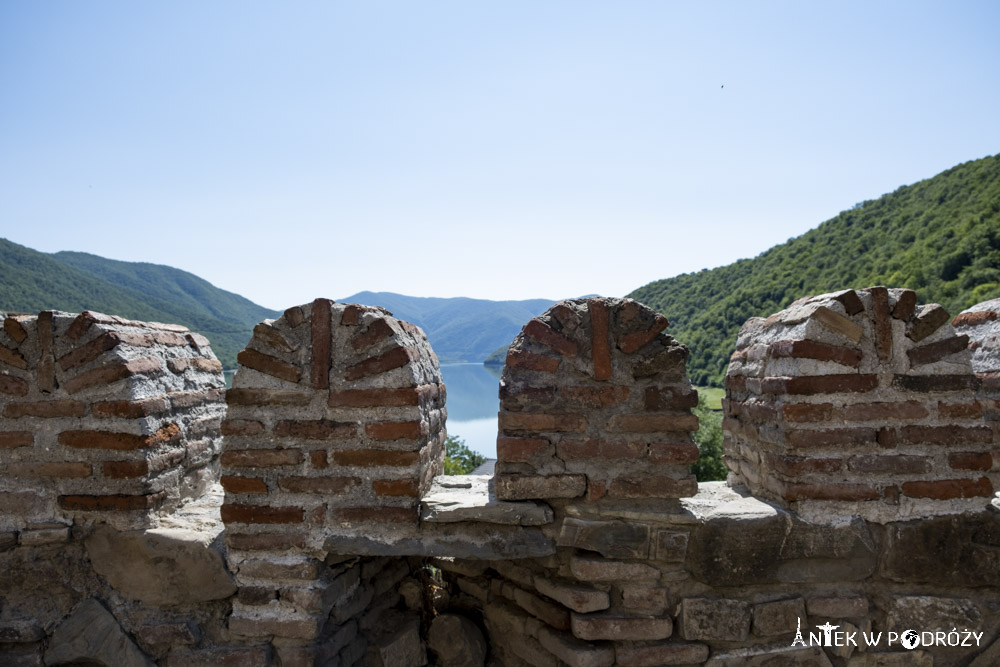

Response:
(439, 363), (501, 458)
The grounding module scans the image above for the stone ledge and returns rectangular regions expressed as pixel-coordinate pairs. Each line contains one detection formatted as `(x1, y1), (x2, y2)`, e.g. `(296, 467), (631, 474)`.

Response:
(420, 475), (554, 525)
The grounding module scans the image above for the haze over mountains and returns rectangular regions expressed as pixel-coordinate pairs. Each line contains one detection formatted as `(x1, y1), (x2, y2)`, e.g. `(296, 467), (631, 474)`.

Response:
(3, 152), (997, 380)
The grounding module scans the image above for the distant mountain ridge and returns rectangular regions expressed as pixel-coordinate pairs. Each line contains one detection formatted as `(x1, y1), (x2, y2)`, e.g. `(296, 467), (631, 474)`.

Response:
(0, 238), (280, 369)
(341, 291), (558, 363)
(629, 152), (1000, 386)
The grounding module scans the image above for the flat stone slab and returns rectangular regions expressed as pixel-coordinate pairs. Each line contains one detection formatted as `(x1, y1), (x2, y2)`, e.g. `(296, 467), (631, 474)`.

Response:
(421, 475), (554, 526)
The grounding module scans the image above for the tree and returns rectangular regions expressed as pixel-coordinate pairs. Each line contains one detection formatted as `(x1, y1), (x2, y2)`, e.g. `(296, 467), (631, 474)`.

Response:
(443, 435), (486, 475)
(691, 396), (727, 482)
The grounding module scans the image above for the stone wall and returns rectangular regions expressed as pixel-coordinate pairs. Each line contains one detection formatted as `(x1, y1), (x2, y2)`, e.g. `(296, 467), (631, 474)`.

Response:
(2, 293), (1000, 667)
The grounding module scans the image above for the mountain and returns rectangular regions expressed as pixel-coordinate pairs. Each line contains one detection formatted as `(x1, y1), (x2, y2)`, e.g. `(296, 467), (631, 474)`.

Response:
(341, 291), (558, 364)
(629, 153), (1000, 387)
(0, 238), (280, 369)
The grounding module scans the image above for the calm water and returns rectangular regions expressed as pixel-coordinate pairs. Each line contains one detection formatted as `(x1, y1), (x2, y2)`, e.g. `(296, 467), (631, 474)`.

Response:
(439, 363), (501, 458)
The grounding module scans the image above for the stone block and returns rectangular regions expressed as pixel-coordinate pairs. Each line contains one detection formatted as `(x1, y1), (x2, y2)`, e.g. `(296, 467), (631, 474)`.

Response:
(535, 577), (609, 614)
(536, 626), (614, 667)
(44, 598), (153, 667)
(752, 597), (806, 637)
(571, 612), (672, 641)
(556, 517), (650, 559)
(428, 613), (487, 667)
(616, 641), (710, 667)
(806, 595), (868, 618)
(680, 597), (751, 641)
(569, 555), (660, 582)
(366, 611), (426, 667)
(621, 585), (670, 615)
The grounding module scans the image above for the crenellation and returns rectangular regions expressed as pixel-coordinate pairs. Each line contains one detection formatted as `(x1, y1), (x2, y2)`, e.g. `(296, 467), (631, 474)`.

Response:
(3, 291), (1000, 664)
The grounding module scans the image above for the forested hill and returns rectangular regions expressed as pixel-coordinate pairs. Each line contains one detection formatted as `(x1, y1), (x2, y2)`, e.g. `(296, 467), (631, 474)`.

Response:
(629, 152), (1000, 387)
(0, 239), (280, 369)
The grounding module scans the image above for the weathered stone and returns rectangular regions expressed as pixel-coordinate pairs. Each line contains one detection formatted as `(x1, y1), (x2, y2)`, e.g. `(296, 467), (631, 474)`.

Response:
(44, 598), (153, 667)
(621, 585), (670, 615)
(752, 597), (806, 637)
(882, 512), (1000, 586)
(535, 576), (610, 613)
(324, 523), (555, 559)
(536, 626), (614, 667)
(421, 475), (554, 525)
(845, 652), (932, 667)
(680, 597), (750, 641)
(85, 525), (236, 605)
(556, 517), (649, 559)
(164, 647), (271, 667)
(706, 645), (833, 666)
(569, 554), (660, 582)
(366, 611), (426, 667)
(806, 595), (868, 618)
(616, 642), (710, 667)
(571, 612), (672, 641)
(427, 613), (487, 667)
(886, 595), (983, 635)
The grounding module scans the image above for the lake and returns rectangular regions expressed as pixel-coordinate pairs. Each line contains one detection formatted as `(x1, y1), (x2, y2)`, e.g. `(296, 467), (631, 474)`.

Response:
(439, 363), (501, 458)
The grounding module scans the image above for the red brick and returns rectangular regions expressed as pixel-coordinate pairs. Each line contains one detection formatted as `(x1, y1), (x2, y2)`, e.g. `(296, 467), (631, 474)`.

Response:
(274, 420), (356, 440)
(607, 475), (698, 499)
(847, 455), (931, 474)
(498, 384), (557, 407)
(557, 439), (645, 460)
(3, 399), (86, 418)
(506, 349), (560, 373)
(92, 397), (170, 418)
(561, 385), (629, 407)
(0, 374), (29, 396)
(948, 452), (993, 471)
(169, 389), (224, 410)
(331, 450), (419, 467)
(939, 401), (983, 419)
(3, 316), (28, 343)
(63, 357), (163, 394)
(221, 449), (302, 467)
(186, 332), (211, 349)
(365, 420), (424, 440)
(227, 532), (307, 551)
(57, 332), (120, 370)
(738, 401), (779, 423)
(344, 346), (414, 380)
(782, 403), (834, 422)
(309, 450), (328, 469)
(308, 298), (333, 389)
(907, 304), (952, 342)
(373, 479), (419, 496)
(833, 290), (865, 316)
(103, 461), (149, 478)
(328, 387), (421, 407)
(0, 344), (27, 369)
(37, 311), (55, 393)
(648, 441), (700, 464)
(762, 374), (878, 395)
(877, 427), (897, 448)
(901, 425), (992, 445)
(9, 462), (91, 478)
(0, 431), (32, 449)
(644, 386), (698, 410)
(781, 482), (880, 501)
(333, 507), (418, 524)
(768, 340), (862, 368)
(499, 412), (587, 433)
(894, 374), (977, 392)
(902, 477), (993, 500)
(908, 335), (970, 367)
(607, 413), (699, 433)
(785, 427), (876, 447)
(221, 504), (304, 524)
(225, 388), (311, 407)
(587, 479), (608, 501)
(278, 476), (361, 493)
(237, 348), (301, 383)
(952, 310), (997, 327)
(765, 453), (842, 476)
(892, 290), (917, 320)
(498, 437), (551, 462)
(841, 401), (929, 421)
(168, 357), (223, 373)
(59, 492), (165, 512)
(59, 429), (152, 451)
(523, 318), (578, 357)
(868, 286), (892, 362)
(589, 299), (612, 380)
(221, 475), (269, 494)
(980, 373), (1000, 391)
(619, 315), (669, 354)
(725, 375), (747, 393)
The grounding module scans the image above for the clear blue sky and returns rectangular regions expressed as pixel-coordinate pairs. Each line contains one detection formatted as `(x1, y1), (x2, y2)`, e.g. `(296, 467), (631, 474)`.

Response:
(2, 1), (998, 310)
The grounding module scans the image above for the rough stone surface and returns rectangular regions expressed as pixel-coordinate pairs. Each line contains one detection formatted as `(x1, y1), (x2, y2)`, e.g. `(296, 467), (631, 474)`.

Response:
(427, 613), (487, 667)
(44, 598), (153, 667)
(420, 475), (554, 525)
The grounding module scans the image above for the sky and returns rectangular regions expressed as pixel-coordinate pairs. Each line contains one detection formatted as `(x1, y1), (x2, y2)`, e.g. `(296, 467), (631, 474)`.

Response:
(1, 1), (998, 310)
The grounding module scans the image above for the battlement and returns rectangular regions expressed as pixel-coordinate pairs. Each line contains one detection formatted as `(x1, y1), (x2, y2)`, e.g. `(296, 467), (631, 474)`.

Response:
(1, 290), (998, 666)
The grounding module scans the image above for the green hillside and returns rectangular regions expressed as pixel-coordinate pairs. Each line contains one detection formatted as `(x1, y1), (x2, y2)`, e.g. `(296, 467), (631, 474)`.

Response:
(342, 291), (558, 364)
(0, 239), (279, 369)
(630, 152), (1000, 387)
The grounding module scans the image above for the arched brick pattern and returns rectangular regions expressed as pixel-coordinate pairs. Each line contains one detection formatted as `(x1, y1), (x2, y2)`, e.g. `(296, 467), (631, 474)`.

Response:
(0, 310), (225, 531)
(496, 297), (699, 503)
(725, 287), (994, 520)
